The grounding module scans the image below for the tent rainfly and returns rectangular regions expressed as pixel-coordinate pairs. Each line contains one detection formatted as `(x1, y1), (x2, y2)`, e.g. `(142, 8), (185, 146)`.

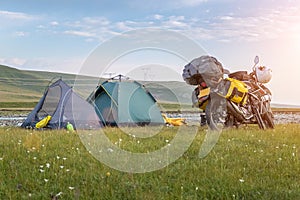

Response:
(88, 75), (164, 126)
(21, 79), (101, 129)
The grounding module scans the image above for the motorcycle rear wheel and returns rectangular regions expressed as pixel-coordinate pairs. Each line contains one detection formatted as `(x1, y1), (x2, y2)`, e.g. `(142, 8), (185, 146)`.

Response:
(205, 95), (226, 131)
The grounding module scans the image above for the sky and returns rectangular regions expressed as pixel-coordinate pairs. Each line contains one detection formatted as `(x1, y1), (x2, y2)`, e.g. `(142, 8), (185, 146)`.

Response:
(0, 0), (300, 105)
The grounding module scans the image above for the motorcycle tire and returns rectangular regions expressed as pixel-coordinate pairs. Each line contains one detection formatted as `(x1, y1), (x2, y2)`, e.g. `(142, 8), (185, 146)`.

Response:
(205, 94), (226, 131)
(261, 104), (275, 129)
(263, 112), (275, 129)
(252, 105), (266, 130)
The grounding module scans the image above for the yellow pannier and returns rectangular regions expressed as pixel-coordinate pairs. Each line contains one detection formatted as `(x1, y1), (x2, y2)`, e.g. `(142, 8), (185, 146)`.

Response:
(223, 78), (248, 105)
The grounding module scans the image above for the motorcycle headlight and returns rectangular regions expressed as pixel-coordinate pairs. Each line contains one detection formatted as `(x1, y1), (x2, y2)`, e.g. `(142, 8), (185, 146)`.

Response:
(262, 94), (271, 102)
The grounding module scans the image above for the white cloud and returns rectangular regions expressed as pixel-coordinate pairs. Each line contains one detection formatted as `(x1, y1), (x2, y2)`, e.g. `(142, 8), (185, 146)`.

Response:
(64, 30), (95, 37)
(0, 10), (35, 20)
(0, 57), (26, 67)
(179, 0), (208, 6)
(50, 21), (59, 26)
(211, 6), (300, 42)
(14, 31), (28, 37)
(38, 5), (300, 45)
(83, 17), (110, 26)
(153, 14), (164, 20)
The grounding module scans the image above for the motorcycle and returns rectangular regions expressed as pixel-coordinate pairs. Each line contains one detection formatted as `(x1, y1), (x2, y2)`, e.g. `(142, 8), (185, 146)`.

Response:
(188, 56), (274, 130)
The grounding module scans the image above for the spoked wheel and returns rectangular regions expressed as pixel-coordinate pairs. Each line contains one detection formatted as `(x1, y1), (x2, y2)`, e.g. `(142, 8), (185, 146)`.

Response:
(252, 104), (266, 130)
(205, 94), (227, 131)
(262, 103), (275, 129)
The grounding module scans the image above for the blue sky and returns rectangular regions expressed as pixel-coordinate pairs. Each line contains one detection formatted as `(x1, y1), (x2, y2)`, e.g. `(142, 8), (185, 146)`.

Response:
(1, 0), (300, 104)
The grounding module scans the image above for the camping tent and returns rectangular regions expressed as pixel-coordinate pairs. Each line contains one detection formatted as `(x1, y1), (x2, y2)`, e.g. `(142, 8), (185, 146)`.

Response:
(88, 75), (164, 126)
(21, 79), (101, 129)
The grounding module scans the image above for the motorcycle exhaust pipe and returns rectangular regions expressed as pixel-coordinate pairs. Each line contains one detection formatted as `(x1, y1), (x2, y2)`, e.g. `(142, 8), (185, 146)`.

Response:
(227, 101), (248, 122)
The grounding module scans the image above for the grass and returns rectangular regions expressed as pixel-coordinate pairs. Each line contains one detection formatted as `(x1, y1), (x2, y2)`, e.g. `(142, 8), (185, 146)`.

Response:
(0, 124), (299, 199)
(158, 102), (199, 112)
(0, 102), (38, 109)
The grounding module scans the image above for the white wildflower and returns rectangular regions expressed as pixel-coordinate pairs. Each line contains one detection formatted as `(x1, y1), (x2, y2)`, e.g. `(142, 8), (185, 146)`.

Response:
(56, 192), (63, 197)
(60, 165), (64, 169)
(239, 179), (245, 183)
(44, 179), (49, 182)
(63, 157), (67, 160)
(68, 186), (74, 190)
(46, 163), (50, 168)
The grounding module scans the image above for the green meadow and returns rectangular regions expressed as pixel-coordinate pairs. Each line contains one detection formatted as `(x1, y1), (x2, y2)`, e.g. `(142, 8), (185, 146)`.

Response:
(0, 125), (299, 199)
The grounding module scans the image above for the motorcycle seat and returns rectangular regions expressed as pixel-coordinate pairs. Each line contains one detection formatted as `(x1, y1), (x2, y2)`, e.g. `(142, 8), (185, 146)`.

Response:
(228, 71), (250, 81)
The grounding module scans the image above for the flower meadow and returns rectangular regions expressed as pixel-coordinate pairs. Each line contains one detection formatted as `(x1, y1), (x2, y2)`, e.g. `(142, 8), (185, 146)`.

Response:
(0, 125), (299, 199)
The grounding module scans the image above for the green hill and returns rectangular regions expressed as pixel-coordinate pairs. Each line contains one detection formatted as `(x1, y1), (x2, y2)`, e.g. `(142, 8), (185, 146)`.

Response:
(0, 65), (78, 102)
(0, 65), (194, 105)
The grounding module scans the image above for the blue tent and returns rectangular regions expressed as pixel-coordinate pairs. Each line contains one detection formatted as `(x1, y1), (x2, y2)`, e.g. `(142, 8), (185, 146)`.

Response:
(88, 75), (164, 126)
(21, 79), (101, 129)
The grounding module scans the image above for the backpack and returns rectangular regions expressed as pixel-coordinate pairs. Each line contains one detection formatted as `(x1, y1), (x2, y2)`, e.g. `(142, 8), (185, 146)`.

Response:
(182, 55), (224, 86)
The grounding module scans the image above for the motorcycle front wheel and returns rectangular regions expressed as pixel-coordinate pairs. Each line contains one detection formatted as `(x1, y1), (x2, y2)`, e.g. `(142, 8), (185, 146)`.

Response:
(262, 103), (275, 129)
(252, 104), (266, 130)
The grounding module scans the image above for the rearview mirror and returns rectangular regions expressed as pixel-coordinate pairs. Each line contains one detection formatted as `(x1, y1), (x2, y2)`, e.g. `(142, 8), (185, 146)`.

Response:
(254, 56), (259, 65)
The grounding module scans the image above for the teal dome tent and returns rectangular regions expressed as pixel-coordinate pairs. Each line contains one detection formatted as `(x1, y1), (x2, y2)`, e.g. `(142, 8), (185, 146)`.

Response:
(88, 75), (164, 126)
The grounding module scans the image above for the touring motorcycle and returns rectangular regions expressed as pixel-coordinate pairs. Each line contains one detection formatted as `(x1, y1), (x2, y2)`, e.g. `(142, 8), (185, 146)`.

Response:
(183, 55), (274, 130)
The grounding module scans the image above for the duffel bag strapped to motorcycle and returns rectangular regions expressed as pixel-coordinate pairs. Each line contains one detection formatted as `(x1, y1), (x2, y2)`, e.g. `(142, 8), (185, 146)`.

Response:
(222, 78), (248, 105)
(182, 55), (224, 86)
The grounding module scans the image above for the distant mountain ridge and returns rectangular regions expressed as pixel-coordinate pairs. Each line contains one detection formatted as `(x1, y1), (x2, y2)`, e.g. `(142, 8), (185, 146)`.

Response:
(1, 65), (299, 108)
(0, 65), (80, 102)
(0, 64), (194, 104)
